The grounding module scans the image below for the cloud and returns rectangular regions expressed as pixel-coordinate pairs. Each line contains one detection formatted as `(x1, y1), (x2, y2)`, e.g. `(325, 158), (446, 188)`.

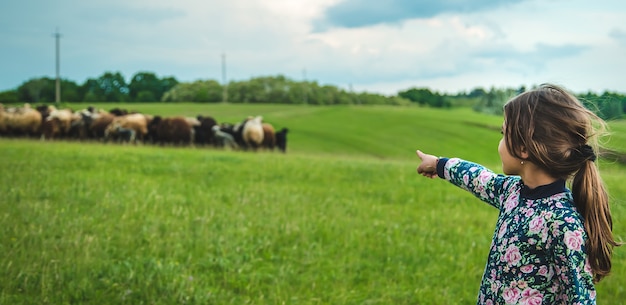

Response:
(301, 13), (592, 94)
(316, 0), (524, 29)
(474, 43), (589, 66)
(609, 28), (626, 44)
(0, 0), (624, 95)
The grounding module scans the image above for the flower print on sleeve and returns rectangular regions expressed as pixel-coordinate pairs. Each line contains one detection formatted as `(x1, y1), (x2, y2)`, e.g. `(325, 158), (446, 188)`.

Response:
(442, 158), (518, 210)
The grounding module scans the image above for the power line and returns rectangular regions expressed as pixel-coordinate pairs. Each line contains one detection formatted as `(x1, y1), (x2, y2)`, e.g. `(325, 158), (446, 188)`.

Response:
(221, 53), (228, 103)
(302, 68), (307, 104)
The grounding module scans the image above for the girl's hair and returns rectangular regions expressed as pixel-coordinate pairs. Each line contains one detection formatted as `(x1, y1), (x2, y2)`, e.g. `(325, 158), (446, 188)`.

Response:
(503, 83), (619, 282)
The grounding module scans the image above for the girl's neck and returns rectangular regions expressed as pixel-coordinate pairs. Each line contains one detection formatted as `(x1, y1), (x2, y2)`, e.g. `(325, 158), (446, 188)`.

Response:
(520, 164), (558, 189)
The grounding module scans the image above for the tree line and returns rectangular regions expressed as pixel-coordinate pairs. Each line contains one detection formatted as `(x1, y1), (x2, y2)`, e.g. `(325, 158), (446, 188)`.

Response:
(464, 86), (626, 120)
(0, 71), (624, 120)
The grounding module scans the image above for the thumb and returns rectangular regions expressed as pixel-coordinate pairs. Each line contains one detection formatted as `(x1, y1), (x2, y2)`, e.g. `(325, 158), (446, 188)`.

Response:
(416, 150), (426, 159)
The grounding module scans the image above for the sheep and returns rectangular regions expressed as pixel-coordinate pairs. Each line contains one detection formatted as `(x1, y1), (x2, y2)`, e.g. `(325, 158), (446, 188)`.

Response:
(4, 103), (43, 137)
(242, 116), (264, 150)
(104, 113), (150, 143)
(275, 128), (289, 153)
(261, 123), (276, 150)
(147, 116), (195, 146)
(212, 124), (238, 149)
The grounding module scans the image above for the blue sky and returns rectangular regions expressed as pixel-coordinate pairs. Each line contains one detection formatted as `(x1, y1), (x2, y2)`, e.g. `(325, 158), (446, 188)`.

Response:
(1, 0), (625, 95)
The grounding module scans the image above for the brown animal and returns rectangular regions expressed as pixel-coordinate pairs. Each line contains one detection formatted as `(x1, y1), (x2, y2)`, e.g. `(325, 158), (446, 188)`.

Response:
(151, 117), (195, 145)
(45, 107), (76, 138)
(148, 116), (195, 146)
(261, 123), (276, 150)
(36, 105), (55, 121)
(41, 118), (62, 140)
(4, 103), (43, 137)
(0, 104), (7, 135)
(35, 105), (54, 140)
(89, 112), (115, 140)
(68, 108), (101, 140)
(104, 113), (151, 143)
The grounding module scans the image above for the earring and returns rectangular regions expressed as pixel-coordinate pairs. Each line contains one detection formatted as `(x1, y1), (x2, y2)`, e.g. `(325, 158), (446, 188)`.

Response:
(520, 161), (524, 165)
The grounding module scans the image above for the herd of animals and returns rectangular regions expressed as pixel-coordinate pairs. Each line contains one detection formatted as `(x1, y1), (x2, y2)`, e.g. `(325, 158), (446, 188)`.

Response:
(0, 103), (289, 152)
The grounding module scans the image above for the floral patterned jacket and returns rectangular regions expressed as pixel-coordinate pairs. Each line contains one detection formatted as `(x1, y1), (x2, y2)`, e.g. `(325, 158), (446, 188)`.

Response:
(436, 158), (596, 305)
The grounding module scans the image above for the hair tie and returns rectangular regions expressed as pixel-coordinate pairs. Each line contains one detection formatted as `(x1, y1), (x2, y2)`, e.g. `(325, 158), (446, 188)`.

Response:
(578, 144), (597, 162)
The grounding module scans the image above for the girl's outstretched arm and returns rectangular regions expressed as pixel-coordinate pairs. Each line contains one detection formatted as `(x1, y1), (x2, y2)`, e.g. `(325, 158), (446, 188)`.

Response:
(416, 150), (439, 178)
(416, 150), (517, 209)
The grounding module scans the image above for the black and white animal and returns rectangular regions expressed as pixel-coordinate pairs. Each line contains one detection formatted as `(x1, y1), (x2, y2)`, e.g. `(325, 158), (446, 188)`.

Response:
(114, 125), (136, 143)
(212, 125), (238, 149)
(194, 115), (218, 146)
(104, 123), (137, 143)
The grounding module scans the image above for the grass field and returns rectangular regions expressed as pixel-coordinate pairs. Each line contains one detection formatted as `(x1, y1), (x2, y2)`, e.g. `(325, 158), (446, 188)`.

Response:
(1, 104), (625, 304)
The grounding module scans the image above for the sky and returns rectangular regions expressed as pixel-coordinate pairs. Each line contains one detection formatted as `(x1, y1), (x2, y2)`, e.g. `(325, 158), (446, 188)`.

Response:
(1, 0), (625, 95)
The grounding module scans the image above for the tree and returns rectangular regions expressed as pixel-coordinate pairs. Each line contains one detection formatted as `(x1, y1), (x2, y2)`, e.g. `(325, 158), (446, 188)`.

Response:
(15, 77), (80, 103)
(61, 79), (81, 102)
(80, 79), (101, 102)
(467, 88), (487, 98)
(80, 72), (129, 102)
(17, 77), (53, 103)
(161, 80), (222, 103)
(100, 72), (129, 102)
(596, 92), (624, 120)
(136, 91), (156, 102)
(128, 72), (178, 102)
(129, 72), (160, 102)
(0, 90), (19, 103)
(160, 76), (179, 99)
(578, 92), (624, 120)
(398, 87), (447, 107)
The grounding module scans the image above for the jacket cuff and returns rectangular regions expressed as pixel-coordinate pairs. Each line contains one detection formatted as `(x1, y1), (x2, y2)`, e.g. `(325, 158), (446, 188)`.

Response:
(436, 157), (449, 179)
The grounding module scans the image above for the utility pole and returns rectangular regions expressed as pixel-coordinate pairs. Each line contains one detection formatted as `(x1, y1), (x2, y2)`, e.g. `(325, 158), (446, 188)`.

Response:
(350, 83), (360, 105)
(221, 53), (228, 103)
(302, 68), (308, 104)
(53, 27), (62, 105)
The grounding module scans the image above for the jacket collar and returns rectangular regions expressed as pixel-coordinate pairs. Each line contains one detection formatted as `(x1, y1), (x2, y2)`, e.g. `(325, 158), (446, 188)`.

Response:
(520, 179), (568, 199)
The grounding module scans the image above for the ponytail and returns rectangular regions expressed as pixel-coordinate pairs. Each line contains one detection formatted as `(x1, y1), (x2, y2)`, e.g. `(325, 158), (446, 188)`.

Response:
(504, 84), (620, 282)
(571, 159), (619, 282)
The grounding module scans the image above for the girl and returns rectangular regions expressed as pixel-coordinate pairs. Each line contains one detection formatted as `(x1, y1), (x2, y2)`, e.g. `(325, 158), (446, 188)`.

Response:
(416, 84), (619, 304)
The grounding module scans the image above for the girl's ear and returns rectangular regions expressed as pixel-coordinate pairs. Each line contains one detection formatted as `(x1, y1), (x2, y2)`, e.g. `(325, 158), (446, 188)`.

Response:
(520, 146), (529, 159)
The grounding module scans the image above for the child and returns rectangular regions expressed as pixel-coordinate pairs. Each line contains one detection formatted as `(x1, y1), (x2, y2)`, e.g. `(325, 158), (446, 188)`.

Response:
(416, 84), (619, 304)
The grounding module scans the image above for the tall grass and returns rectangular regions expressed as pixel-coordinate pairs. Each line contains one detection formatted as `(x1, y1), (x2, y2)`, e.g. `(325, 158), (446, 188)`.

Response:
(1, 104), (624, 304)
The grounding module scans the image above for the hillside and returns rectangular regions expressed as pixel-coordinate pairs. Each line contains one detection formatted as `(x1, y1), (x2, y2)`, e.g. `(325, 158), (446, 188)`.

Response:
(1, 104), (625, 304)
(69, 104), (501, 164)
(65, 102), (625, 165)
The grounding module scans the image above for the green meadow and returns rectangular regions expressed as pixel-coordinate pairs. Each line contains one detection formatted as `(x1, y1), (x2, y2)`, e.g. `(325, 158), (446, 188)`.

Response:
(1, 104), (624, 304)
